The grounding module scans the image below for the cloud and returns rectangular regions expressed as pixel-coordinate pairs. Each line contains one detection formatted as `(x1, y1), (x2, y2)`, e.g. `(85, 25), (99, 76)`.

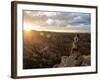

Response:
(24, 11), (91, 32)
(70, 13), (91, 25)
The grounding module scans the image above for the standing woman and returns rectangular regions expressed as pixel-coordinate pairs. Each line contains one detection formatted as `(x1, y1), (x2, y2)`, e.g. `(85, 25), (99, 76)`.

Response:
(71, 33), (79, 54)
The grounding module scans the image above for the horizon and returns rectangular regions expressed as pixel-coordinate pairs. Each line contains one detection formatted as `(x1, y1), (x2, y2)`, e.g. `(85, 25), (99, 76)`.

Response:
(23, 29), (91, 33)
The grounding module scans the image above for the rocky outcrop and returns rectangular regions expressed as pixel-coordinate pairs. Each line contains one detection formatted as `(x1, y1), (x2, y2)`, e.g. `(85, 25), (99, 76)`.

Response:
(53, 51), (90, 67)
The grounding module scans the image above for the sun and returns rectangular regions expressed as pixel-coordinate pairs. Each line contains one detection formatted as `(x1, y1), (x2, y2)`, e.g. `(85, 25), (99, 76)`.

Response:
(24, 23), (42, 31)
(24, 23), (34, 31)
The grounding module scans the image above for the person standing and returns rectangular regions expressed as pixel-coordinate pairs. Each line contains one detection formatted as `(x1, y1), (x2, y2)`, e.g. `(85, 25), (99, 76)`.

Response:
(71, 34), (79, 54)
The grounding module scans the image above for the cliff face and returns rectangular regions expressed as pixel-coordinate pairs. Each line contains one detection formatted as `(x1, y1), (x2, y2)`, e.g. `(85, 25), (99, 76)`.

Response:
(23, 30), (91, 69)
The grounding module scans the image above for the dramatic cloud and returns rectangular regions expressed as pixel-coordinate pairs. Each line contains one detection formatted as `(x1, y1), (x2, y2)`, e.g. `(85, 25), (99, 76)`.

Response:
(24, 10), (91, 32)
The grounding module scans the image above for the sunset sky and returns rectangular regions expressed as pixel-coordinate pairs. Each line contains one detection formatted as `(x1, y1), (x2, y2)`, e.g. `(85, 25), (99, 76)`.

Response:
(23, 10), (91, 33)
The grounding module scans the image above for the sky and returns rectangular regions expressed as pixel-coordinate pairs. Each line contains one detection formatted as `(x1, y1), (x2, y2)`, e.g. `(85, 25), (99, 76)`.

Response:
(23, 10), (91, 33)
